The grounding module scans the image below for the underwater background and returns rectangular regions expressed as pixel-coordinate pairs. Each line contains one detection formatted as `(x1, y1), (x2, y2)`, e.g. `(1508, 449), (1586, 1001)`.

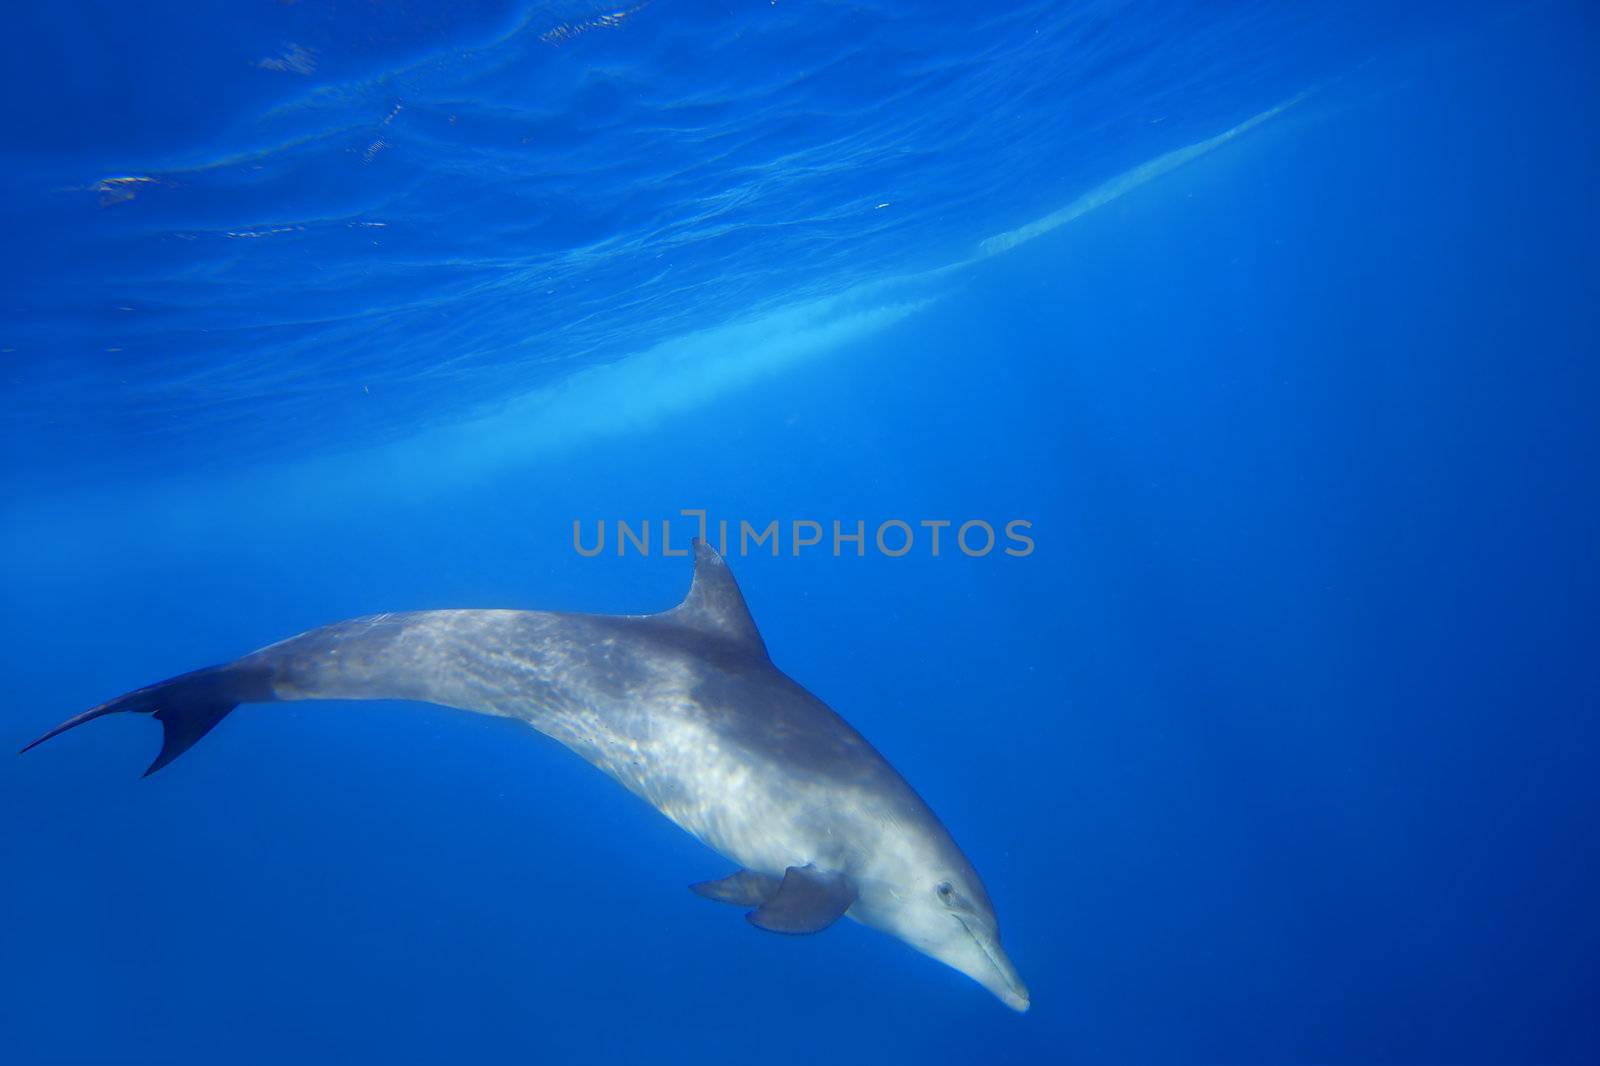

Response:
(3, 1), (1596, 1062)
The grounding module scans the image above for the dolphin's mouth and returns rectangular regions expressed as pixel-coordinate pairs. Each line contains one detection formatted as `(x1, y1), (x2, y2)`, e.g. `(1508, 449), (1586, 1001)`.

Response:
(956, 915), (1030, 1012)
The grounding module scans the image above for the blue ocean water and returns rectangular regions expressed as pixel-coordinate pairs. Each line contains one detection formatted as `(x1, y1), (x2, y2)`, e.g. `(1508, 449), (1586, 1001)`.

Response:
(3, 1), (1596, 1062)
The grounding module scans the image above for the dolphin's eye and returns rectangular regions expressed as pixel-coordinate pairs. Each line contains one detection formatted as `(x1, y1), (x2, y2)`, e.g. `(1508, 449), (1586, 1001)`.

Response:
(936, 881), (955, 902)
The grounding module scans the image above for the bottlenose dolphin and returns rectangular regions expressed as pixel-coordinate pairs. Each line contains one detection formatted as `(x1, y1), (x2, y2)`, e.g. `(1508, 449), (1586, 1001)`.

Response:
(21, 541), (1028, 1010)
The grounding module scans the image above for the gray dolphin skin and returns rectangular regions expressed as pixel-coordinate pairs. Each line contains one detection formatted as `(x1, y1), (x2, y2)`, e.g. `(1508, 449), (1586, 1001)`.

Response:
(22, 540), (1028, 1011)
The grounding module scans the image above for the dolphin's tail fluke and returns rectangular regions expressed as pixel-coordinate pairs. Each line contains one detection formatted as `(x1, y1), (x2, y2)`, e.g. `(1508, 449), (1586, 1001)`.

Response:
(20, 663), (275, 777)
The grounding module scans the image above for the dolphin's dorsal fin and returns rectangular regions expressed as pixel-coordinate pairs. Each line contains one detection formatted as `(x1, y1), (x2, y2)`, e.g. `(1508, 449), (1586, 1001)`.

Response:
(663, 539), (768, 657)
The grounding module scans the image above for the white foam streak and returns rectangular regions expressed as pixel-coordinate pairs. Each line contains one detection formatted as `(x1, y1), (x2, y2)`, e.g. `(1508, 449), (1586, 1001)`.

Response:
(975, 94), (1305, 258)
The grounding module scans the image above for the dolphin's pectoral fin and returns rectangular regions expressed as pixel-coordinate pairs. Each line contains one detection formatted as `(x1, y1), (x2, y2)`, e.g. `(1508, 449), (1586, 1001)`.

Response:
(745, 864), (857, 935)
(690, 869), (780, 906)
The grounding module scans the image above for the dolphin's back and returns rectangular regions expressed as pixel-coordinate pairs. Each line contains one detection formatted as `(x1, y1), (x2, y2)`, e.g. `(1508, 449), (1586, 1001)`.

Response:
(255, 608), (627, 724)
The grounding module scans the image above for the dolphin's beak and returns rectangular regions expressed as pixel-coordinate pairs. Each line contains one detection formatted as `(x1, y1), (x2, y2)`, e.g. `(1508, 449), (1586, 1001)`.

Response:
(958, 917), (1031, 1012)
(983, 945), (1031, 1013)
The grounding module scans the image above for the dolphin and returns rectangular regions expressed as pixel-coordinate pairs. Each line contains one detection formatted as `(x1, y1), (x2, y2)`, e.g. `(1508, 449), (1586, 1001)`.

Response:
(21, 540), (1029, 1011)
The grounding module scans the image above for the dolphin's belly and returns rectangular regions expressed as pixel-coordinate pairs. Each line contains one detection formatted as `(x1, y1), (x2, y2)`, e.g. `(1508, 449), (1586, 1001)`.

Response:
(541, 705), (797, 873)
(532, 684), (866, 876)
